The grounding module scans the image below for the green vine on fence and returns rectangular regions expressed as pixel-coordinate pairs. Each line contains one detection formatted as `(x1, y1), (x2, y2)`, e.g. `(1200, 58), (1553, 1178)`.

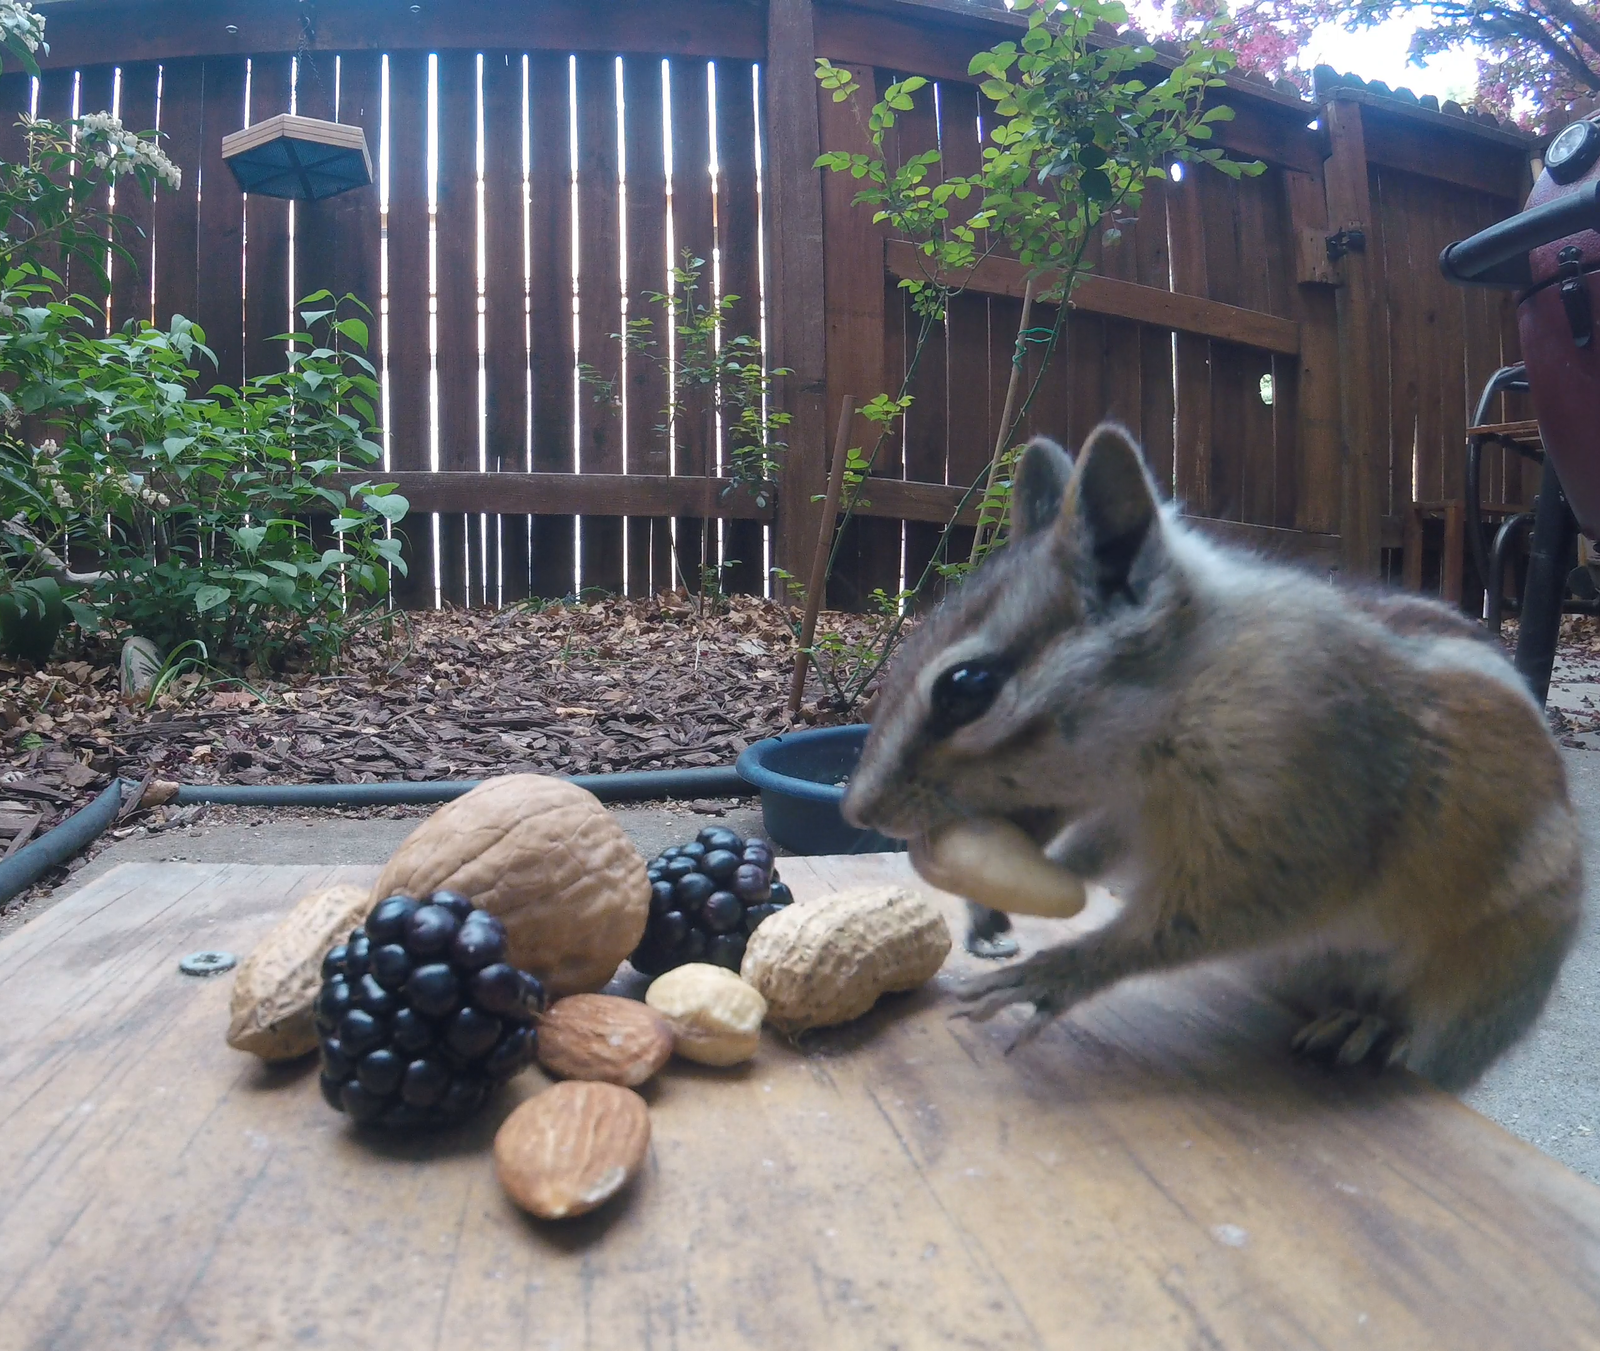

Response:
(796, 0), (1263, 714)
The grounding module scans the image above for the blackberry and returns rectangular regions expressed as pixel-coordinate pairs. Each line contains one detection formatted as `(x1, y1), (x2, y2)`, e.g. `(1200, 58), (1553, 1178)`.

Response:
(314, 890), (545, 1128)
(629, 828), (791, 976)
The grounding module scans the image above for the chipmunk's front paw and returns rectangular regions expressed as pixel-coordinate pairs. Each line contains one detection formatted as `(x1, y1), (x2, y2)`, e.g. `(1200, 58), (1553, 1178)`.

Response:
(956, 951), (1084, 1048)
(1290, 1009), (1407, 1071)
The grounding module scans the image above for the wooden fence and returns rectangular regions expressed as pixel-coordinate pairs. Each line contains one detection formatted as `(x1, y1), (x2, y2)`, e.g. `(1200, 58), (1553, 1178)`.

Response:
(9, 0), (1539, 610)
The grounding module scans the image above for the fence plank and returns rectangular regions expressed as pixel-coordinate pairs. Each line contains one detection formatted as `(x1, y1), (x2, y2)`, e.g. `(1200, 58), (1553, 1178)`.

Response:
(383, 50), (435, 608)
(294, 51), (383, 341)
(933, 81), (988, 581)
(0, 71), (30, 166)
(37, 0), (769, 70)
(243, 53), (292, 379)
(1283, 168), (1341, 536)
(151, 58), (202, 336)
(1234, 173), (1279, 527)
(1323, 98), (1384, 579)
(575, 52), (624, 597)
(433, 51), (480, 608)
(882, 241), (1301, 355)
(528, 51), (576, 598)
(482, 52), (531, 604)
(716, 59), (766, 598)
(31, 68), (77, 293)
(621, 55), (671, 597)
(324, 471), (775, 518)
(1168, 171), (1211, 519)
(72, 65), (119, 326)
(765, 0), (830, 601)
(670, 55), (716, 594)
(111, 61), (160, 331)
(818, 64), (892, 609)
(193, 58), (248, 389)
(1132, 181), (1175, 498)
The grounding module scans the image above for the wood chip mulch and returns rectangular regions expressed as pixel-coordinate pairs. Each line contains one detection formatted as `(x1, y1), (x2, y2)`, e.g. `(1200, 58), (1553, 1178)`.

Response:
(0, 594), (882, 850)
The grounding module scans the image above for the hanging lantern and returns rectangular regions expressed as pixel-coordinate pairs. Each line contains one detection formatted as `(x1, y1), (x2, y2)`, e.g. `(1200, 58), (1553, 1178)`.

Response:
(221, 114), (372, 201)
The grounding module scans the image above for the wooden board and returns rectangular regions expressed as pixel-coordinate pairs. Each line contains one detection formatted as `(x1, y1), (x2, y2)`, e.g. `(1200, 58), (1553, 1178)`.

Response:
(4, 856), (1599, 1349)
(884, 239), (1303, 356)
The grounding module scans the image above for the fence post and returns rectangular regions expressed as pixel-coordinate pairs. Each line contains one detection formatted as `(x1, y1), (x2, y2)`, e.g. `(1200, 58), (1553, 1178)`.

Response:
(1322, 97), (1385, 581)
(765, 0), (831, 597)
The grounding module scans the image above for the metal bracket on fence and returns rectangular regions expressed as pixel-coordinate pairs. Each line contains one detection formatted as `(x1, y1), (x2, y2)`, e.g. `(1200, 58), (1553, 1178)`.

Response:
(1326, 228), (1367, 262)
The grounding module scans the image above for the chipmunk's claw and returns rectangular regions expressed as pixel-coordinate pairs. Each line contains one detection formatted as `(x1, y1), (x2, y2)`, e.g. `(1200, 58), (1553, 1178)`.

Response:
(1291, 1009), (1406, 1072)
(958, 952), (1079, 1032)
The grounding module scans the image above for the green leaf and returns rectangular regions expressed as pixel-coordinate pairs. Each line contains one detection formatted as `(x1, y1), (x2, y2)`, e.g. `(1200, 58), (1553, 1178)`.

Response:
(194, 584), (231, 614)
(360, 489), (409, 522)
(332, 316), (370, 348)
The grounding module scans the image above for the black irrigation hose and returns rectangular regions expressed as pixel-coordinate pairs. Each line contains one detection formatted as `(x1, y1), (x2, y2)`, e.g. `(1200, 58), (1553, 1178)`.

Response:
(0, 776), (131, 908)
(0, 766), (755, 909)
(173, 766), (752, 807)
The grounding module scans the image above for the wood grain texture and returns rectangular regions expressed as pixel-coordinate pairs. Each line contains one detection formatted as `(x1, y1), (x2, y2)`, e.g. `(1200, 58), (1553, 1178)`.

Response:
(885, 239), (1303, 355)
(669, 55), (716, 594)
(620, 56), (672, 597)
(324, 471), (776, 520)
(575, 52), (624, 596)
(109, 61), (159, 330)
(31, 0), (770, 68)
(292, 52), (382, 318)
(150, 58), (204, 337)
(528, 52), (576, 598)
(1283, 167), (1342, 536)
(432, 51), (482, 608)
(383, 50), (435, 608)
(1324, 100), (1385, 579)
(192, 58), (249, 388)
(481, 52), (532, 603)
(1, 855), (1598, 1350)
(765, 0), (830, 595)
(714, 59), (766, 598)
(242, 53), (293, 379)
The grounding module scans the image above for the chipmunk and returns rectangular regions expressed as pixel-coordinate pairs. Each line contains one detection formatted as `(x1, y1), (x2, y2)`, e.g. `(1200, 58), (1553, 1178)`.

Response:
(841, 423), (1583, 1089)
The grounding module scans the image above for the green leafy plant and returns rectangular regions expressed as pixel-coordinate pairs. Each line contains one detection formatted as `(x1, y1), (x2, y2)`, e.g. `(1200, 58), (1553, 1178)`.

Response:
(0, 285), (407, 671)
(581, 252), (790, 490)
(801, 0), (1260, 713)
(0, 5), (405, 674)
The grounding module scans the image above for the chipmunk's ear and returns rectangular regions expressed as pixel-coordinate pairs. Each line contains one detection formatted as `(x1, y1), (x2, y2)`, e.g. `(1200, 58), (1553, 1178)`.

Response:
(1064, 422), (1161, 602)
(1012, 436), (1075, 539)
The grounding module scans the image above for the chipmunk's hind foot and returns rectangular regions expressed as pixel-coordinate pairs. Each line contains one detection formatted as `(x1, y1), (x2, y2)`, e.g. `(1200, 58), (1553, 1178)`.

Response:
(1291, 1008), (1408, 1072)
(964, 902), (1019, 960)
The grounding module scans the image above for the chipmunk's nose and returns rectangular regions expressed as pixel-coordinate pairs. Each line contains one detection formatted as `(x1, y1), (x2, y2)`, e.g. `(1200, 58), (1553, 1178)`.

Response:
(840, 776), (874, 829)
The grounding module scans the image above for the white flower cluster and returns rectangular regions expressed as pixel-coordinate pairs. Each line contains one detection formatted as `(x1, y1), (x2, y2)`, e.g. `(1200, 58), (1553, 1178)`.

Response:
(0, 1), (45, 56)
(138, 485), (170, 509)
(50, 480), (71, 510)
(78, 111), (181, 190)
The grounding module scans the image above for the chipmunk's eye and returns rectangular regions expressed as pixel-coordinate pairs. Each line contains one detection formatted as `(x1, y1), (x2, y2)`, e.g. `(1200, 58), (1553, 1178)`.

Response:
(928, 660), (1010, 735)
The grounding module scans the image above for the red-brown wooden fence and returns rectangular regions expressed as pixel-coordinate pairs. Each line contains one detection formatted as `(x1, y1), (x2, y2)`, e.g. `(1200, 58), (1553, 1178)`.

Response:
(9, 0), (1540, 610)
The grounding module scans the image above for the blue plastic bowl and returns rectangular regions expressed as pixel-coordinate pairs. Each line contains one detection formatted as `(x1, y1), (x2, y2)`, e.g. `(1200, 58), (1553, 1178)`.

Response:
(735, 725), (904, 856)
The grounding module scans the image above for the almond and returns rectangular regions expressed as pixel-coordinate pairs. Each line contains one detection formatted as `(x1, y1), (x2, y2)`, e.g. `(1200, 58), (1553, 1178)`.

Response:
(535, 994), (674, 1087)
(495, 1081), (651, 1220)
